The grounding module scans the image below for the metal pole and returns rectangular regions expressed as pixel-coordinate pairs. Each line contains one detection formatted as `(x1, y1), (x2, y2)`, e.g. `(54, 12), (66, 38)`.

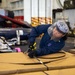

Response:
(16, 30), (20, 45)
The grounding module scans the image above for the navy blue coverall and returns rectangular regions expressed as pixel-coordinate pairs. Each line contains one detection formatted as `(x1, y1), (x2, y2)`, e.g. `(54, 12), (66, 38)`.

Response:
(28, 24), (65, 56)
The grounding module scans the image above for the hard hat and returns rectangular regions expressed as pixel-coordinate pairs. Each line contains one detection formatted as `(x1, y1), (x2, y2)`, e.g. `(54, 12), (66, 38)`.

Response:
(54, 20), (69, 34)
(47, 20), (69, 37)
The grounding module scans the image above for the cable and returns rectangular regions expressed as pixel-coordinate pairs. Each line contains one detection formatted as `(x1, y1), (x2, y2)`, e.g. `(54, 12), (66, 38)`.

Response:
(56, 0), (64, 9)
(38, 52), (66, 59)
(34, 56), (48, 70)
(58, 0), (64, 8)
(0, 55), (66, 66)
(0, 51), (66, 67)
(68, 49), (75, 54)
(43, 71), (49, 75)
(23, 51), (66, 65)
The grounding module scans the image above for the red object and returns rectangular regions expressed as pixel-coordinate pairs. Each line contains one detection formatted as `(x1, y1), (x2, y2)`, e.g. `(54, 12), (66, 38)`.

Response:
(14, 16), (24, 21)
(0, 15), (30, 28)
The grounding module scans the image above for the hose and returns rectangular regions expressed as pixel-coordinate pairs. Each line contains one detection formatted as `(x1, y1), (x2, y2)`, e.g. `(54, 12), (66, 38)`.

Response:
(38, 52), (66, 59)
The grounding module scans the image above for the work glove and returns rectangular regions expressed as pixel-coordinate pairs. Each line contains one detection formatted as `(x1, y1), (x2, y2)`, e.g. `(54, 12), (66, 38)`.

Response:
(28, 50), (37, 58)
(28, 42), (36, 52)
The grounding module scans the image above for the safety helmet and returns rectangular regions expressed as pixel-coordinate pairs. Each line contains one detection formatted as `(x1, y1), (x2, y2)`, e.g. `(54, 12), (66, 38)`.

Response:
(48, 20), (69, 36)
(54, 20), (69, 34)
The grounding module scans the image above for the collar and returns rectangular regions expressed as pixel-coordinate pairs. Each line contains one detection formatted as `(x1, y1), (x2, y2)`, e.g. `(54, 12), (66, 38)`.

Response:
(51, 37), (61, 42)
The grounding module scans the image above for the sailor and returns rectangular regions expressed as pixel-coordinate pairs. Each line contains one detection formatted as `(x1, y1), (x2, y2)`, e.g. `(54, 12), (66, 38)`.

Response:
(28, 20), (69, 58)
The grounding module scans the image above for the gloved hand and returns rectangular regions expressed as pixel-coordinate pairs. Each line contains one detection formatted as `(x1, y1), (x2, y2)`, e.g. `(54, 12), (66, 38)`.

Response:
(29, 42), (36, 51)
(27, 48), (32, 53)
(28, 50), (37, 58)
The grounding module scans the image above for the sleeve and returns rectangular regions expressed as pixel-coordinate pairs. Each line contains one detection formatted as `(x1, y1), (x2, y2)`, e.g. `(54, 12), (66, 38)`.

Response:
(28, 24), (50, 43)
(36, 42), (65, 56)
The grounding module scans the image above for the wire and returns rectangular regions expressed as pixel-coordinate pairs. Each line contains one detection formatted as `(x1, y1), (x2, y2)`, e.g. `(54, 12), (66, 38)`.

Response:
(57, 0), (64, 9)
(59, 0), (64, 8)
(43, 71), (49, 75)
(38, 52), (66, 59)
(34, 56), (48, 70)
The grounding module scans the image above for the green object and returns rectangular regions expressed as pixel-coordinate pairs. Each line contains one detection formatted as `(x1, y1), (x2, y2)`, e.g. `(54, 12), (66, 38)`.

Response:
(29, 42), (36, 50)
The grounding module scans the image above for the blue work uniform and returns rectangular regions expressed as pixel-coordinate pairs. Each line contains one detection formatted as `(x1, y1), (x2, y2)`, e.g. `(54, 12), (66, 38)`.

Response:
(28, 24), (65, 56)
